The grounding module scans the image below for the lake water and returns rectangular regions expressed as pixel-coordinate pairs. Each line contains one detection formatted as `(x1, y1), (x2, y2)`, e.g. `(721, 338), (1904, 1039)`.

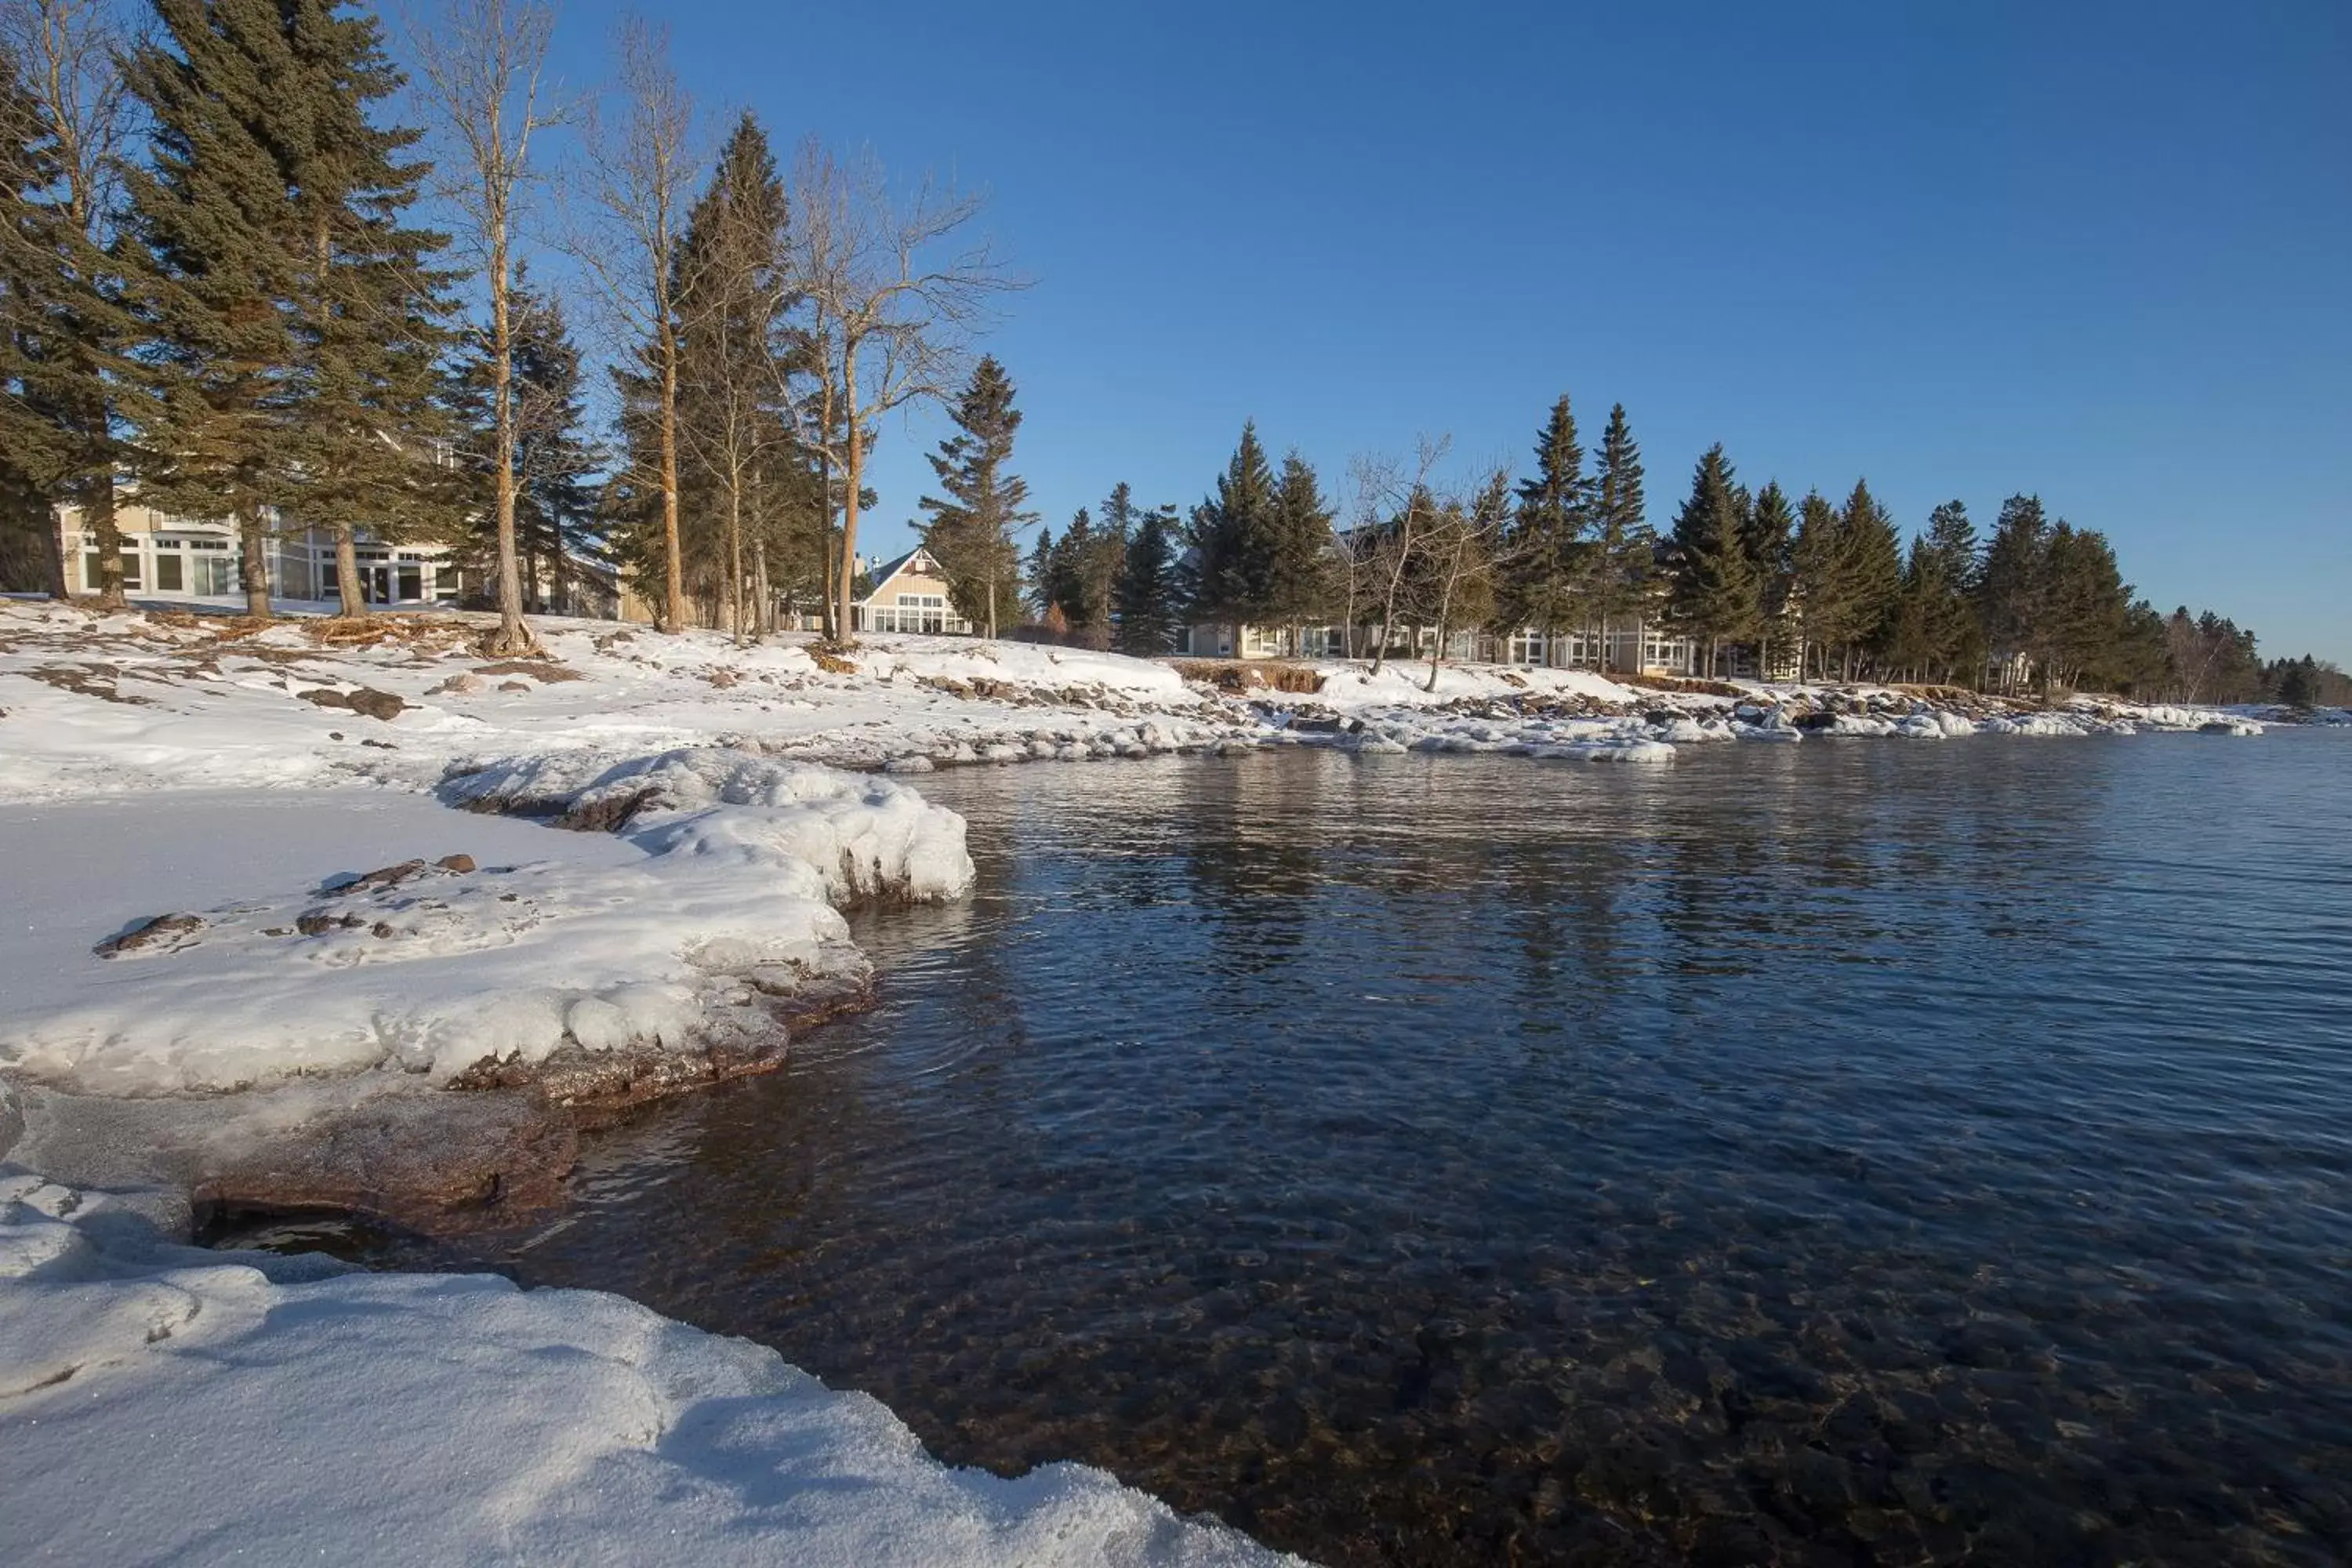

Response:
(284, 734), (2352, 1565)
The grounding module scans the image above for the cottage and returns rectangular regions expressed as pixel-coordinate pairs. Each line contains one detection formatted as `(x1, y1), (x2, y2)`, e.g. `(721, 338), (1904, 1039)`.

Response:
(852, 547), (971, 635)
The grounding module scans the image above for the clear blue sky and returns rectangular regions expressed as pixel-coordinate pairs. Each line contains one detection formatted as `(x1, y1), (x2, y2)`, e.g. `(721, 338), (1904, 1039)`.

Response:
(515, 0), (2350, 662)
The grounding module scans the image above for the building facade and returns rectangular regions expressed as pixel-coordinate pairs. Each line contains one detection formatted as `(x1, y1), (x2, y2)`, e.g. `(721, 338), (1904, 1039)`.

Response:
(852, 548), (971, 635)
(56, 501), (462, 608)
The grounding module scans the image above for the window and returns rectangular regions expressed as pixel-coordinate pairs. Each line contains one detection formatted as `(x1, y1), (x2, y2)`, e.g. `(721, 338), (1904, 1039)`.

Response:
(154, 554), (184, 592)
(84, 549), (141, 591)
(191, 553), (234, 594)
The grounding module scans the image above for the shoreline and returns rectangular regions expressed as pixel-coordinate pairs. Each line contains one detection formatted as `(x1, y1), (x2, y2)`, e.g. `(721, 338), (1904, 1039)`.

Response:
(0, 599), (2321, 1564)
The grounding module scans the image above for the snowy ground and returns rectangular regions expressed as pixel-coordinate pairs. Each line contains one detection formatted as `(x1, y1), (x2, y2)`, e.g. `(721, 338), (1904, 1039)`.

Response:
(0, 1171), (1294, 1566)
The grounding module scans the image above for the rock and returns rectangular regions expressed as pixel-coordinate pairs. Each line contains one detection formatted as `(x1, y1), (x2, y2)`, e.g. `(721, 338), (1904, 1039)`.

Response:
(435, 853), (477, 873)
(295, 909), (364, 937)
(361, 738), (397, 750)
(426, 672), (485, 696)
(93, 913), (203, 959)
(345, 688), (406, 722)
(299, 688), (354, 710)
(499, 680), (531, 694)
(333, 858), (428, 894)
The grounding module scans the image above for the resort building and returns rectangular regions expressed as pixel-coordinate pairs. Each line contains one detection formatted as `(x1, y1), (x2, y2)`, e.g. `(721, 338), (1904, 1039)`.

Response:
(851, 547), (971, 635)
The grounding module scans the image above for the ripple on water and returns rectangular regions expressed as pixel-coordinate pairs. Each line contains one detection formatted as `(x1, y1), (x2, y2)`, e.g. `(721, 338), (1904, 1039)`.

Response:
(238, 735), (2352, 1566)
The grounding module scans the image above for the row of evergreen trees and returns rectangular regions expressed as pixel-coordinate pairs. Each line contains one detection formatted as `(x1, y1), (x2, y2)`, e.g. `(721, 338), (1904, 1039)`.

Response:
(913, 361), (2319, 701)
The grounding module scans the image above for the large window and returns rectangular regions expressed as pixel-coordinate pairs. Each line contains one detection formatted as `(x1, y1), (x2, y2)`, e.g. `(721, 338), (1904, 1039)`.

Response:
(82, 547), (140, 592)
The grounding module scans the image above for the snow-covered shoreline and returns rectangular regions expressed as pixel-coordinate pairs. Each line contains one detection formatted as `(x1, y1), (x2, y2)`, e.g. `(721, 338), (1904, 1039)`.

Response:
(0, 598), (2300, 1565)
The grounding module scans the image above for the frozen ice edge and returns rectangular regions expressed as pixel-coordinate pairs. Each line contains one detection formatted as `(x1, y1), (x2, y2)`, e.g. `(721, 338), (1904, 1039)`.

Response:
(0, 1165), (1298, 1567)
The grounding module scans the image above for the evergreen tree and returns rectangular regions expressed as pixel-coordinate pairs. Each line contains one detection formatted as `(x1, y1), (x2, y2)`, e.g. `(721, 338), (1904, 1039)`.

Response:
(1665, 443), (1760, 677)
(1265, 450), (1334, 649)
(276, 0), (460, 618)
(1023, 521), (1054, 619)
(673, 111), (798, 637)
(1978, 494), (2052, 689)
(1920, 499), (1981, 681)
(916, 354), (1034, 637)
(0, 0), (147, 604)
(1835, 478), (1903, 677)
(121, 0), (313, 618)
(503, 276), (601, 612)
(1186, 420), (1279, 626)
(1742, 481), (1798, 676)
(1789, 488), (1848, 678)
(1586, 401), (1650, 667)
(1112, 499), (1181, 655)
(1501, 394), (1590, 641)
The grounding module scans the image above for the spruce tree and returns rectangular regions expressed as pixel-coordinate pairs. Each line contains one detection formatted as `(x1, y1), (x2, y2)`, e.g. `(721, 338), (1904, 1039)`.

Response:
(674, 112), (794, 637)
(1112, 499), (1181, 655)
(1023, 522), (1054, 620)
(1665, 444), (1761, 677)
(1587, 401), (1650, 667)
(506, 278), (601, 612)
(1265, 450), (1334, 651)
(1790, 488), (1849, 679)
(122, 0), (313, 618)
(1835, 478), (1903, 678)
(1978, 494), (2051, 689)
(916, 354), (1034, 637)
(1921, 500), (1980, 682)
(1187, 420), (1279, 628)
(0, 0), (148, 605)
(1503, 394), (1590, 644)
(1743, 481), (1798, 677)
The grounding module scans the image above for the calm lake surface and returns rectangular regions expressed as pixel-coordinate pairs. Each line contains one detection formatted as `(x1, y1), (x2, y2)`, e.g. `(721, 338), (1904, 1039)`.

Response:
(309, 734), (2352, 1564)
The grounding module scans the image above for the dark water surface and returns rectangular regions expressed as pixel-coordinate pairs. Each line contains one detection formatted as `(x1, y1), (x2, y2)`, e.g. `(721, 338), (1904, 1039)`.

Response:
(318, 736), (2352, 1563)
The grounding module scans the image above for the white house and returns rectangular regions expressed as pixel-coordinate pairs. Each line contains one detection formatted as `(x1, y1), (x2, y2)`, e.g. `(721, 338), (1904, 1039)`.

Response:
(56, 500), (463, 608)
(852, 547), (971, 635)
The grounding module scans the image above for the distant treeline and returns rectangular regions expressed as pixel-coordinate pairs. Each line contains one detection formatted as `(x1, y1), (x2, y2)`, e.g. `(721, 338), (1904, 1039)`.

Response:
(955, 374), (2336, 704)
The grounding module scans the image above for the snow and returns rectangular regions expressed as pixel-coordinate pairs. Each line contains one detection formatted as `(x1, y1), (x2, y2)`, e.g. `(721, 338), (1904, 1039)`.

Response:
(0, 1172), (1296, 1568)
(0, 753), (965, 1095)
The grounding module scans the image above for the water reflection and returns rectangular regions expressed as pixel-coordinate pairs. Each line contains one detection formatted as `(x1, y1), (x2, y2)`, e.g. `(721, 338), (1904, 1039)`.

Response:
(318, 739), (2352, 1565)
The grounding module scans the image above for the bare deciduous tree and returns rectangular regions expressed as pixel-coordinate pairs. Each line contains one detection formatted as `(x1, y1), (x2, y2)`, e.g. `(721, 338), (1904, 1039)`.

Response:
(1418, 467), (1508, 691)
(568, 15), (692, 631)
(408, 0), (560, 655)
(787, 142), (1018, 644)
(1354, 437), (1448, 677)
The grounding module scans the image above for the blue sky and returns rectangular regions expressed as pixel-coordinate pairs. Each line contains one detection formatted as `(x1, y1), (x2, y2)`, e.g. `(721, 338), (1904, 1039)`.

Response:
(509, 1), (2349, 661)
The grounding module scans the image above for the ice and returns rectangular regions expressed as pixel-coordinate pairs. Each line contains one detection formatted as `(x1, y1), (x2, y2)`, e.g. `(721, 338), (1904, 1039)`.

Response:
(0, 1175), (1297, 1567)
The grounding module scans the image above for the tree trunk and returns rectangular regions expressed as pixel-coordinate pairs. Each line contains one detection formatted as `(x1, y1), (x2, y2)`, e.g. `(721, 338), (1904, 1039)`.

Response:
(753, 537), (770, 637)
(334, 521), (365, 618)
(726, 478), (745, 644)
(488, 212), (534, 655)
(38, 495), (69, 600)
(89, 478), (125, 609)
(239, 505), (271, 619)
(834, 356), (861, 643)
(659, 318), (685, 633)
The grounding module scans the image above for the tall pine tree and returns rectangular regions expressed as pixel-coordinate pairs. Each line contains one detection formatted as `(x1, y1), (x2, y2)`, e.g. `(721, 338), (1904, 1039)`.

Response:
(917, 354), (1033, 637)
(1665, 443), (1761, 677)
(1586, 401), (1650, 668)
(1502, 393), (1590, 644)
(1743, 481), (1798, 676)
(1112, 499), (1181, 655)
(1834, 478), (1903, 677)
(1187, 420), (1279, 629)
(122, 0), (314, 618)
(1265, 450), (1334, 651)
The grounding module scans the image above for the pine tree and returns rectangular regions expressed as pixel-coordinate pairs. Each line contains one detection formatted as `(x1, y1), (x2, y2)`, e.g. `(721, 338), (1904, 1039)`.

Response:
(1978, 494), (2051, 690)
(1502, 394), (1590, 644)
(0, 0), (148, 604)
(1790, 488), (1848, 678)
(1587, 401), (1650, 668)
(1665, 444), (1761, 677)
(274, 0), (459, 618)
(1187, 420), (1279, 627)
(504, 277), (600, 612)
(917, 354), (1033, 637)
(1112, 499), (1181, 655)
(1835, 478), (1903, 678)
(121, 0), (314, 619)
(1743, 481), (1798, 677)
(1920, 500), (1981, 682)
(1265, 450), (1334, 651)
(1023, 521), (1054, 619)
(673, 111), (796, 637)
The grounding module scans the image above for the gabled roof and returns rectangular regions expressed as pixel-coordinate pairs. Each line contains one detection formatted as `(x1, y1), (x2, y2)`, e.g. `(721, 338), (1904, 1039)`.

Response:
(858, 546), (942, 604)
